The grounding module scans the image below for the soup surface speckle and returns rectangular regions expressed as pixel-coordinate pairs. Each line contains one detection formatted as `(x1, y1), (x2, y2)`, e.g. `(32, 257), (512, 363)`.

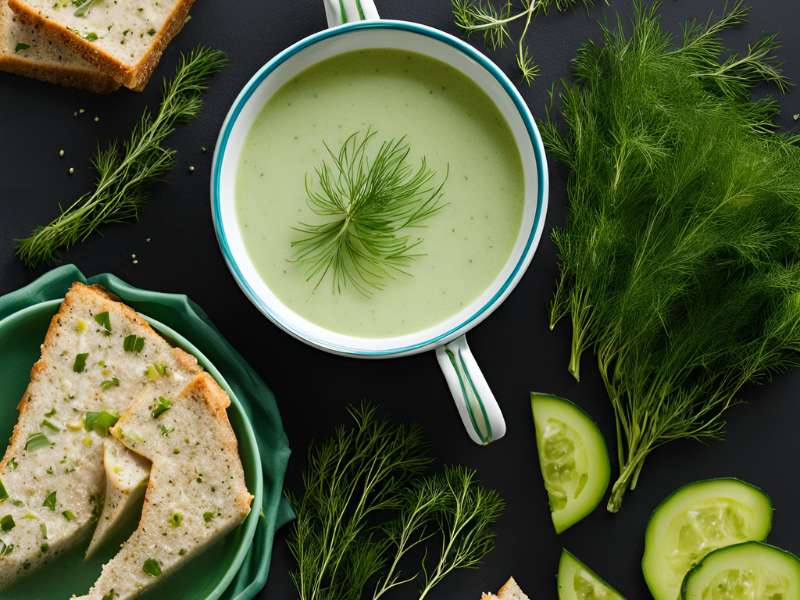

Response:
(237, 49), (524, 338)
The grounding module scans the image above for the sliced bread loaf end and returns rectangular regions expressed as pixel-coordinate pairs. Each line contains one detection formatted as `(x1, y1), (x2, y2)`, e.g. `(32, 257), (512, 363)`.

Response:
(7, 0), (195, 90)
(0, 1), (117, 93)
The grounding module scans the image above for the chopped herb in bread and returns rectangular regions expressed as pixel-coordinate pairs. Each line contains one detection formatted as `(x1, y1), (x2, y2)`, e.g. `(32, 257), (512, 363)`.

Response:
(74, 373), (252, 600)
(8, 0), (195, 90)
(0, 1), (117, 93)
(0, 283), (199, 589)
(86, 437), (149, 558)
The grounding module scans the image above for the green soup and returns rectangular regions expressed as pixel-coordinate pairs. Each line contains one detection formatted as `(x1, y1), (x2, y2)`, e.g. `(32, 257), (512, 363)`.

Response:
(236, 49), (524, 338)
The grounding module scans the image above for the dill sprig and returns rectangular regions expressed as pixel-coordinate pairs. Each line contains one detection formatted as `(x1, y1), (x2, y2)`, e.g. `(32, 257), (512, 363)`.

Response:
(545, 1), (800, 512)
(417, 467), (504, 600)
(287, 404), (504, 600)
(372, 481), (445, 600)
(291, 129), (448, 296)
(16, 46), (228, 268)
(452, 0), (600, 84)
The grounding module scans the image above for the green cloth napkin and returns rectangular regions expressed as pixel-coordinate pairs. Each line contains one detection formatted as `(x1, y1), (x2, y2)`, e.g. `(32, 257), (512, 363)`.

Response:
(0, 265), (293, 600)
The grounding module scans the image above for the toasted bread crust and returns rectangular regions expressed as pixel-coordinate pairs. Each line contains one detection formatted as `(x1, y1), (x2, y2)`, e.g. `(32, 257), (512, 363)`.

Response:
(189, 373), (254, 514)
(7, 0), (195, 90)
(0, 54), (119, 92)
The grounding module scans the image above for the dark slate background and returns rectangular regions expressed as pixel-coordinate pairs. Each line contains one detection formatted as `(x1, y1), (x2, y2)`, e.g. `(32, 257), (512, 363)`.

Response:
(1, 1), (798, 598)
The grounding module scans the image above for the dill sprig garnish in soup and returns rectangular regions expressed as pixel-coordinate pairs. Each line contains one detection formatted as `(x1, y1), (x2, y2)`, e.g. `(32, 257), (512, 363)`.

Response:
(236, 49), (524, 338)
(291, 128), (449, 296)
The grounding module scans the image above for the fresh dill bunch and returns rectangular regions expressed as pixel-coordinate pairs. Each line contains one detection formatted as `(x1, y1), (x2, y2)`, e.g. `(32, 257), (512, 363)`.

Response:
(291, 129), (448, 296)
(452, 0), (598, 84)
(287, 403), (430, 600)
(287, 404), (504, 600)
(16, 46), (228, 268)
(545, 1), (800, 512)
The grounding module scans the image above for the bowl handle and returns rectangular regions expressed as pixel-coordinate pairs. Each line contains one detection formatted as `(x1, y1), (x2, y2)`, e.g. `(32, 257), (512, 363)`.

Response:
(323, 0), (380, 27)
(435, 335), (507, 445)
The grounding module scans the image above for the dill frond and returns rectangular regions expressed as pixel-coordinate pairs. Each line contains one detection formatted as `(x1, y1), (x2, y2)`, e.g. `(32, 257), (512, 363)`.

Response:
(16, 46), (227, 268)
(451, 0), (600, 85)
(291, 129), (448, 296)
(547, 2), (800, 512)
(417, 467), (504, 600)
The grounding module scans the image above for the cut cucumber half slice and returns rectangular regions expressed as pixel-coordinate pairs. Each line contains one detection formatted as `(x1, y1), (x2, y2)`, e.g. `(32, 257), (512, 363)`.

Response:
(682, 542), (800, 600)
(642, 478), (773, 600)
(558, 549), (626, 600)
(531, 393), (610, 534)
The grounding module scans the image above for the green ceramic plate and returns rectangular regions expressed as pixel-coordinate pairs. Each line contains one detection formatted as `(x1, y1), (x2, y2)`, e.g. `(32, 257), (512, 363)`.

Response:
(0, 299), (264, 600)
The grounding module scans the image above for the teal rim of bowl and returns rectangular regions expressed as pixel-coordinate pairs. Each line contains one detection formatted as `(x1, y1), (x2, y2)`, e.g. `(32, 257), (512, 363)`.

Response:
(211, 19), (548, 357)
(0, 299), (263, 600)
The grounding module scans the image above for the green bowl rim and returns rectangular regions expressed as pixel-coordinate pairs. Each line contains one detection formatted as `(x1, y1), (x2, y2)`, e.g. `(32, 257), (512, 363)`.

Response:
(0, 298), (264, 600)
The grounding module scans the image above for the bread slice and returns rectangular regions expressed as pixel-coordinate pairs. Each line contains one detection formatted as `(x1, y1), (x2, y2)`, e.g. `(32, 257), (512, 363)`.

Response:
(482, 577), (530, 600)
(0, 0), (117, 93)
(0, 282), (200, 589)
(85, 437), (149, 558)
(8, 0), (194, 90)
(74, 373), (252, 600)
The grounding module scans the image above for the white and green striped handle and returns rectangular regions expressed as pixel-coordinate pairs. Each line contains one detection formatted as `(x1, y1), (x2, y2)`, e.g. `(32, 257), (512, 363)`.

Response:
(436, 336), (506, 445)
(323, 0), (379, 26)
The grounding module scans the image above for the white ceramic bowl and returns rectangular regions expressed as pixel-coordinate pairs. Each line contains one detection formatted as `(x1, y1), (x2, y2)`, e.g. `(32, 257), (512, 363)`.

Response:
(212, 0), (549, 444)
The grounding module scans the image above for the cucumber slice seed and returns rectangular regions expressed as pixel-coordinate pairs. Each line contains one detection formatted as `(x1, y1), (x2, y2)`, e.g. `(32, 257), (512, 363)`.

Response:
(558, 549), (626, 600)
(531, 393), (610, 534)
(681, 542), (800, 600)
(642, 479), (773, 600)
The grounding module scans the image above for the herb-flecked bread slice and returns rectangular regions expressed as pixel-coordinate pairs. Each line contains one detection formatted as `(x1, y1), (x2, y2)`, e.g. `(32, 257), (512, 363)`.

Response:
(86, 437), (150, 558)
(0, 282), (200, 589)
(7, 0), (195, 90)
(74, 373), (253, 600)
(0, 0), (117, 93)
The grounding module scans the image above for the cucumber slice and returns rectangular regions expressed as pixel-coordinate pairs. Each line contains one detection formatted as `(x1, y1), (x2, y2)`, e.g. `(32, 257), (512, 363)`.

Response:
(558, 549), (626, 600)
(642, 478), (773, 600)
(531, 393), (610, 533)
(682, 542), (800, 600)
